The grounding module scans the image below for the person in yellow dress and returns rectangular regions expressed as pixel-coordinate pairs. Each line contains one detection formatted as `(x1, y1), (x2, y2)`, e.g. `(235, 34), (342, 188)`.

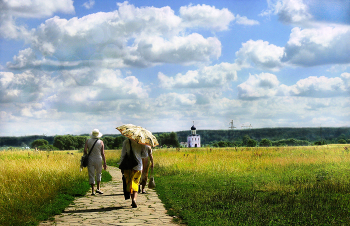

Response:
(120, 138), (145, 208)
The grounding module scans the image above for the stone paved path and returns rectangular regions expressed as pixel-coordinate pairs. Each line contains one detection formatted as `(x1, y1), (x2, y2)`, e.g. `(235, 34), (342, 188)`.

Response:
(40, 166), (178, 226)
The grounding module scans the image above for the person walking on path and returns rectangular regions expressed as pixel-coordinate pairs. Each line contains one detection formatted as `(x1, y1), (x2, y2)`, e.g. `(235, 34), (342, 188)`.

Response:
(140, 145), (154, 194)
(39, 166), (177, 226)
(120, 138), (145, 208)
(84, 129), (107, 195)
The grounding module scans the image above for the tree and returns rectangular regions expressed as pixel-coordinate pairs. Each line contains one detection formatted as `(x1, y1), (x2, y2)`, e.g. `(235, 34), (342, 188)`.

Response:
(53, 135), (87, 150)
(260, 138), (272, 147)
(75, 136), (88, 149)
(53, 136), (65, 150)
(113, 136), (125, 149)
(242, 135), (251, 146)
(101, 136), (115, 150)
(31, 139), (49, 148)
(314, 140), (326, 145)
(247, 139), (257, 147)
(158, 132), (180, 147)
(338, 139), (346, 144)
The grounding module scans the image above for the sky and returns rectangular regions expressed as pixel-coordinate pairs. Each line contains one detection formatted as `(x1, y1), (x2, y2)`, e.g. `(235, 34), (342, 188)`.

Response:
(0, 0), (350, 136)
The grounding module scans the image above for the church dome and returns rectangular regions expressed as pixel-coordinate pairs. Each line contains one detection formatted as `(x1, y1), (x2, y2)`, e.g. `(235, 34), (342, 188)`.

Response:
(191, 125), (196, 130)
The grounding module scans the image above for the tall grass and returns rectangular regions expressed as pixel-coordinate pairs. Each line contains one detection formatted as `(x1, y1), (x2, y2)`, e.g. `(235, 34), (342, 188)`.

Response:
(0, 149), (92, 226)
(105, 149), (122, 167)
(151, 145), (350, 225)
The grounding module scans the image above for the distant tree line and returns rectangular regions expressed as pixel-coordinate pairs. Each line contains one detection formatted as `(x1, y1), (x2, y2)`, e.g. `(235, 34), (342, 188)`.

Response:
(0, 135), (54, 148)
(209, 135), (312, 147)
(1, 127), (349, 150)
(176, 127), (350, 147)
(24, 132), (181, 151)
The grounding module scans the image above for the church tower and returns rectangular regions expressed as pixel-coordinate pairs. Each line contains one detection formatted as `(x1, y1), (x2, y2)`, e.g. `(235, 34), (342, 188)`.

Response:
(187, 122), (201, 147)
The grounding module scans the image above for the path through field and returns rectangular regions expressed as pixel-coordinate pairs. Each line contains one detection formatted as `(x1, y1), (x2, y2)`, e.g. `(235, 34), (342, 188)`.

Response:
(40, 166), (177, 225)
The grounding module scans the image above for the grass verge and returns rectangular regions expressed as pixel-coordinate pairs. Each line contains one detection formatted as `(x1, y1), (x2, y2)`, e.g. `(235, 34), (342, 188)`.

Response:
(0, 150), (112, 226)
(153, 146), (350, 225)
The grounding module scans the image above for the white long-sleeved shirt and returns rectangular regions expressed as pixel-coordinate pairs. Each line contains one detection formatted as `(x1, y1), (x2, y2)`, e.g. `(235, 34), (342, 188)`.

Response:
(120, 139), (146, 171)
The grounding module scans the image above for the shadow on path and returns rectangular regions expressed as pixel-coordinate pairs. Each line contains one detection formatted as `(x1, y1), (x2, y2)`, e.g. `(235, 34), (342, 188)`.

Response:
(63, 206), (124, 214)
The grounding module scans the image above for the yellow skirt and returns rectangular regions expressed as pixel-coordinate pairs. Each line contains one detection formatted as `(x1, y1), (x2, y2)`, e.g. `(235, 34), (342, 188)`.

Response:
(123, 170), (141, 194)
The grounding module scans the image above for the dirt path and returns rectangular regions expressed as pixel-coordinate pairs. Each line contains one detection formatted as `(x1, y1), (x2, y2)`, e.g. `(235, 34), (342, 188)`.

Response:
(40, 166), (178, 226)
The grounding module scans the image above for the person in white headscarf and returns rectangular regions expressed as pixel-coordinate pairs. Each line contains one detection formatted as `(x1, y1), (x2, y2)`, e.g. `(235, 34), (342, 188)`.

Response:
(83, 129), (107, 195)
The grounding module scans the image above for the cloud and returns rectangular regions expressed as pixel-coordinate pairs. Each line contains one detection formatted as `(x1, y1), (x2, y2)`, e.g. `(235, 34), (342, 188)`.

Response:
(235, 40), (285, 71)
(179, 4), (235, 31)
(158, 62), (239, 89)
(0, 70), (53, 103)
(155, 93), (196, 107)
(235, 24), (350, 69)
(261, 0), (350, 26)
(6, 2), (238, 70)
(83, 0), (95, 9)
(237, 73), (281, 100)
(273, 0), (312, 25)
(341, 72), (350, 88)
(260, 0), (313, 26)
(237, 72), (350, 100)
(0, 0), (74, 39)
(0, 0), (74, 18)
(133, 34), (221, 66)
(235, 15), (260, 26)
(289, 75), (349, 97)
(180, 4), (259, 29)
(6, 48), (38, 69)
(283, 26), (350, 66)
(0, 67), (148, 108)
(0, 66), (154, 136)
(238, 1), (350, 70)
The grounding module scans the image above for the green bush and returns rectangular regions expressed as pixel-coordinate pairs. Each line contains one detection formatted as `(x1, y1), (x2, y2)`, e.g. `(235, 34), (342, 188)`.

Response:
(259, 138), (272, 147)
(31, 139), (49, 148)
(338, 139), (346, 144)
(38, 144), (58, 150)
(247, 139), (257, 147)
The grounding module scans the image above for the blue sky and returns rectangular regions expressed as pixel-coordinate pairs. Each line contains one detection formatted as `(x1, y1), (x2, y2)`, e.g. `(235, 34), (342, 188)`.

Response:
(0, 0), (349, 136)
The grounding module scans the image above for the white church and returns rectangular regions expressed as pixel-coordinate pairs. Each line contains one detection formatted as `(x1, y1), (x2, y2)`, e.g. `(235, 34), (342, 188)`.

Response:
(187, 122), (201, 148)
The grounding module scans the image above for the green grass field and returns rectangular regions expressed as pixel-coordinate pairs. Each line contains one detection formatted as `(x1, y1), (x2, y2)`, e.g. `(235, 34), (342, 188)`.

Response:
(151, 145), (350, 225)
(0, 149), (111, 226)
(3, 145), (350, 225)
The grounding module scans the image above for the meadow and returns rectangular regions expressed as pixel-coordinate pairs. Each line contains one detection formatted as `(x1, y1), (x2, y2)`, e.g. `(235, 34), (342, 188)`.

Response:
(3, 145), (350, 225)
(0, 149), (111, 226)
(150, 145), (350, 225)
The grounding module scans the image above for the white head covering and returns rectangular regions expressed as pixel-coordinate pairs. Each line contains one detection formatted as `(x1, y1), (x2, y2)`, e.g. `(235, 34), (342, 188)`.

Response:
(90, 129), (103, 138)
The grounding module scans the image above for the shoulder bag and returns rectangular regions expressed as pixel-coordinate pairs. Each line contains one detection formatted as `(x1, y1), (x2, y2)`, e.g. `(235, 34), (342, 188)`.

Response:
(81, 139), (98, 168)
(148, 167), (156, 189)
(119, 139), (138, 170)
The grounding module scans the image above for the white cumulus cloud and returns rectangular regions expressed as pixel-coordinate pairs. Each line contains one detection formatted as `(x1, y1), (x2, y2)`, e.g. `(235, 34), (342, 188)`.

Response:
(0, 0), (74, 39)
(260, 0), (312, 26)
(6, 2), (237, 70)
(237, 72), (350, 100)
(179, 4), (235, 31)
(237, 73), (280, 100)
(158, 62), (240, 89)
(235, 40), (285, 71)
(235, 15), (260, 26)
(283, 26), (350, 66)
(289, 75), (349, 97)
